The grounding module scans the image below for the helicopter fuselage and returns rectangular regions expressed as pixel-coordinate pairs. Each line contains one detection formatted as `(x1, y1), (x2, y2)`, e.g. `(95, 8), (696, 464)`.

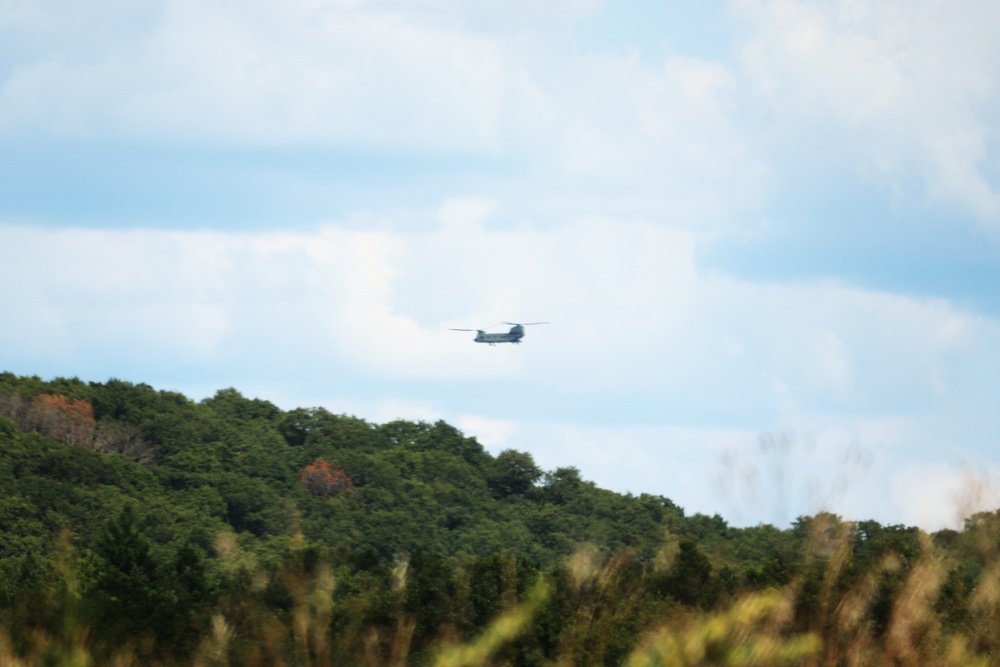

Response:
(451, 322), (545, 345)
(474, 325), (525, 345)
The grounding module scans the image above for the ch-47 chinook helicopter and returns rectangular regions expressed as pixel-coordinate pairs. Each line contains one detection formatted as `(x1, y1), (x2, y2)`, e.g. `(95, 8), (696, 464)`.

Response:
(450, 322), (549, 346)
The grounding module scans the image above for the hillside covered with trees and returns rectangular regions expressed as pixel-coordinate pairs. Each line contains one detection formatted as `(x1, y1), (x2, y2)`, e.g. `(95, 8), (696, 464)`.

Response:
(1, 371), (999, 666)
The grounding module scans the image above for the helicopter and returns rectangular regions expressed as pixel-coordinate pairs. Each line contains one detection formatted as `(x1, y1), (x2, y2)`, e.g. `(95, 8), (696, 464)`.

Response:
(450, 322), (549, 345)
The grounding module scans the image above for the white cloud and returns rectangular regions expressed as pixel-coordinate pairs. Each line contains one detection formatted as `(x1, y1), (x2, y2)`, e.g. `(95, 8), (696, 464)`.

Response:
(3, 0), (1000, 233)
(892, 462), (1000, 531)
(734, 0), (1000, 222)
(437, 197), (494, 226)
(453, 415), (520, 452)
(2, 214), (994, 399)
(487, 419), (877, 526)
(521, 422), (749, 507)
(0, 0), (766, 226)
(0, 0), (573, 149)
(345, 398), (443, 425)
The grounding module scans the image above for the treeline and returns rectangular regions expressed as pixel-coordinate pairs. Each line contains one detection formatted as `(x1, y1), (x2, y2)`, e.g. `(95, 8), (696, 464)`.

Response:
(0, 371), (998, 665)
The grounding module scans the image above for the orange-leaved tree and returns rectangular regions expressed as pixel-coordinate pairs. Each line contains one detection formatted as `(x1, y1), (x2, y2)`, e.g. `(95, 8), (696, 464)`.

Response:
(30, 394), (96, 447)
(299, 458), (354, 497)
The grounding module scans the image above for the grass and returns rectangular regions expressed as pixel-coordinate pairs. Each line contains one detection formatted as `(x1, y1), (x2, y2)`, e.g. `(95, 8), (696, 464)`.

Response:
(5, 516), (1000, 666)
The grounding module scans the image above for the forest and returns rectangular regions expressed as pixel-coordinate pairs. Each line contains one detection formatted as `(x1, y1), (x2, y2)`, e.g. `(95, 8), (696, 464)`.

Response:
(1, 370), (999, 666)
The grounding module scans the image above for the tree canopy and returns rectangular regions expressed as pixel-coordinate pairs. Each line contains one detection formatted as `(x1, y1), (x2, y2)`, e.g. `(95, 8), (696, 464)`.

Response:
(0, 371), (995, 665)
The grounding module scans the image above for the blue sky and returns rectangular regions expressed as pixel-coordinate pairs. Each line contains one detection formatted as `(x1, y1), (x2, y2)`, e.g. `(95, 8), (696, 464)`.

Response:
(2, 0), (1000, 530)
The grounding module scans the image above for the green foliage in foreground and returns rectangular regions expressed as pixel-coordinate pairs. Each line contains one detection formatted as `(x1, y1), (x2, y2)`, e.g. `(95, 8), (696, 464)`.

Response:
(0, 371), (999, 665)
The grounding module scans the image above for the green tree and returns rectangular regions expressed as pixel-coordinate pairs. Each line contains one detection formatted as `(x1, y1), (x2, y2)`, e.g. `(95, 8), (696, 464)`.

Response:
(488, 449), (542, 499)
(89, 505), (166, 650)
(537, 466), (585, 505)
(657, 539), (715, 608)
(202, 387), (281, 423)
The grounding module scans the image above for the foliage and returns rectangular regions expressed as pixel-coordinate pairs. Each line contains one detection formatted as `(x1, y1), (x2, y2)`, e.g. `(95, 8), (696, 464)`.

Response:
(0, 371), (999, 665)
(487, 449), (542, 499)
(299, 458), (355, 497)
(0, 392), (95, 448)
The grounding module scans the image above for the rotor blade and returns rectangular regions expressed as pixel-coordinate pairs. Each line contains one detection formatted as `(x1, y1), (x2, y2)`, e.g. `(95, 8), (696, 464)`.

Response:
(449, 328), (477, 332)
(503, 321), (549, 326)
